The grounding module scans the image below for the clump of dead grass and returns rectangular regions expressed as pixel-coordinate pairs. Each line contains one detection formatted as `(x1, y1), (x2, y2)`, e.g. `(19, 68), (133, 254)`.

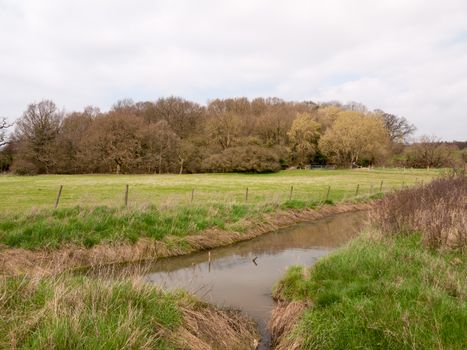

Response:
(371, 175), (467, 250)
(174, 304), (259, 350)
(269, 300), (308, 350)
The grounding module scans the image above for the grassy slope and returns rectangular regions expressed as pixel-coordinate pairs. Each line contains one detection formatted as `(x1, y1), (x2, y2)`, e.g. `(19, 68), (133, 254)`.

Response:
(0, 274), (258, 350)
(0, 204), (258, 249)
(274, 234), (467, 349)
(0, 275), (183, 349)
(0, 169), (440, 250)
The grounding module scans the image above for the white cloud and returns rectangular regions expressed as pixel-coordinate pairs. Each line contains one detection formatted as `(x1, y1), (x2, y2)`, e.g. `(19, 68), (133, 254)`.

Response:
(0, 0), (466, 140)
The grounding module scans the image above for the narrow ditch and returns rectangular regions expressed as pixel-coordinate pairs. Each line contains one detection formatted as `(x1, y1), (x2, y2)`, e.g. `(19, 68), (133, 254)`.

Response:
(143, 210), (368, 349)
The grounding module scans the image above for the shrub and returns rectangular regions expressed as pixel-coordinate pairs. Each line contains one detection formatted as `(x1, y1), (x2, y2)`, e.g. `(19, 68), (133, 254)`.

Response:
(202, 145), (282, 173)
(10, 158), (39, 175)
(371, 175), (467, 250)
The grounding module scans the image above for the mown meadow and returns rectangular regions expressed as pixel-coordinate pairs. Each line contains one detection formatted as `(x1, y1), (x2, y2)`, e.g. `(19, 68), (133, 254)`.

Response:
(0, 168), (440, 212)
(0, 168), (440, 251)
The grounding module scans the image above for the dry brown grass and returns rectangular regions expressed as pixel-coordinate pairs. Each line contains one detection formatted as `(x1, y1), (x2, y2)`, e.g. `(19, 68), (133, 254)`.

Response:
(1, 202), (370, 276)
(371, 175), (467, 250)
(174, 305), (259, 350)
(269, 300), (308, 350)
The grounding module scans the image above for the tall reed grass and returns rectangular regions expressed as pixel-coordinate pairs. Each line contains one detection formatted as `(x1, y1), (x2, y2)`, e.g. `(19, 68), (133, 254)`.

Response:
(371, 175), (466, 250)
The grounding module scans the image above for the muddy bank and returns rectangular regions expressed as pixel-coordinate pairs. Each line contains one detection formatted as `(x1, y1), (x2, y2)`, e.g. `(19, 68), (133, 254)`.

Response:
(269, 269), (310, 350)
(1, 202), (370, 276)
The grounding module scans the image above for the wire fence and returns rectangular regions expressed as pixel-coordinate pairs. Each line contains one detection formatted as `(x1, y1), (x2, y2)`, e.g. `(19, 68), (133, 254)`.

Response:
(0, 168), (442, 214)
(44, 179), (425, 211)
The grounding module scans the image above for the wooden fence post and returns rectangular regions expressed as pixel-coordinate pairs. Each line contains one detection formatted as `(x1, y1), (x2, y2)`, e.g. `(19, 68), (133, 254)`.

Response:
(289, 185), (294, 201)
(245, 187), (249, 203)
(379, 180), (383, 192)
(54, 185), (63, 209)
(208, 251), (211, 272)
(355, 184), (360, 197)
(370, 184), (373, 195)
(325, 185), (331, 202)
(124, 184), (129, 207)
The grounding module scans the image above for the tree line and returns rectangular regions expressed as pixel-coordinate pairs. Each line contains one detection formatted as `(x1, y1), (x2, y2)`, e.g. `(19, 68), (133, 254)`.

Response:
(0, 97), (464, 174)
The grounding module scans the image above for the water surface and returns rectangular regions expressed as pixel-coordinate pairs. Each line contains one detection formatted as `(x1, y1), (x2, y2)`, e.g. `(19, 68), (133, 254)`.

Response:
(145, 210), (368, 349)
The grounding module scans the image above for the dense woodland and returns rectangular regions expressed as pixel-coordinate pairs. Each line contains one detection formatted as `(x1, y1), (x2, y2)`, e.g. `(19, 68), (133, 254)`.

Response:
(0, 97), (465, 174)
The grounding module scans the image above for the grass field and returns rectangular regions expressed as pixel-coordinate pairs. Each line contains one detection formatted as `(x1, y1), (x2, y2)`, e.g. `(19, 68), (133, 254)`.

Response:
(1, 172), (463, 349)
(0, 168), (442, 213)
(0, 168), (443, 252)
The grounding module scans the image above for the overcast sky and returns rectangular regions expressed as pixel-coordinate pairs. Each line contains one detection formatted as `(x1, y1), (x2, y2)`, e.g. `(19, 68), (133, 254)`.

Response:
(1, 0), (466, 140)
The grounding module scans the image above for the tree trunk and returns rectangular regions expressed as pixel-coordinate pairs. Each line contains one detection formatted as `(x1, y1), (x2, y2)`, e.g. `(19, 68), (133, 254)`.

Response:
(179, 158), (184, 174)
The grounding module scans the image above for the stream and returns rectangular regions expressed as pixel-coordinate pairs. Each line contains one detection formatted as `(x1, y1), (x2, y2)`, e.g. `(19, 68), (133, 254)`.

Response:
(144, 210), (368, 349)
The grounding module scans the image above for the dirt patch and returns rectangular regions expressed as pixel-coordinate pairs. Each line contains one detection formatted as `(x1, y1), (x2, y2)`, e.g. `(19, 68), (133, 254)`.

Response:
(0, 203), (370, 276)
(269, 300), (308, 350)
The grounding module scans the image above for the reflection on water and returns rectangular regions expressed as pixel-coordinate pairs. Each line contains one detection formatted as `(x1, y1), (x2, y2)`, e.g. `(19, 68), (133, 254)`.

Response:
(145, 210), (368, 349)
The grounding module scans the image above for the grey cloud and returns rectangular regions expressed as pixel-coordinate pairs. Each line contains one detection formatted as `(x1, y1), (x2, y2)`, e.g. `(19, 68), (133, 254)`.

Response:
(0, 0), (466, 139)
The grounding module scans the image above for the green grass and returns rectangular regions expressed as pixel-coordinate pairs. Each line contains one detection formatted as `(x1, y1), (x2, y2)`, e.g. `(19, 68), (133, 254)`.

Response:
(0, 169), (441, 250)
(274, 234), (467, 349)
(0, 203), (269, 249)
(0, 168), (441, 213)
(0, 274), (184, 350)
(0, 273), (258, 350)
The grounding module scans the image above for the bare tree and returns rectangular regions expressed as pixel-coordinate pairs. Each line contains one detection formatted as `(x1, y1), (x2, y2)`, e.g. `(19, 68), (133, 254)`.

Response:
(344, 101), (368, 113)
(14, 101), (63, 173)
(152, 97), (206, 139)
(404, 135), (458, 168)
(81, 113), (144, 174)
(374, 110), (416, 143)
(206, 111), (241, 150)
(139, 120), (180, 174)
(0, 117), (11, 147)
(55, 107), (98, 173)
(6, 97), (433, 174)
